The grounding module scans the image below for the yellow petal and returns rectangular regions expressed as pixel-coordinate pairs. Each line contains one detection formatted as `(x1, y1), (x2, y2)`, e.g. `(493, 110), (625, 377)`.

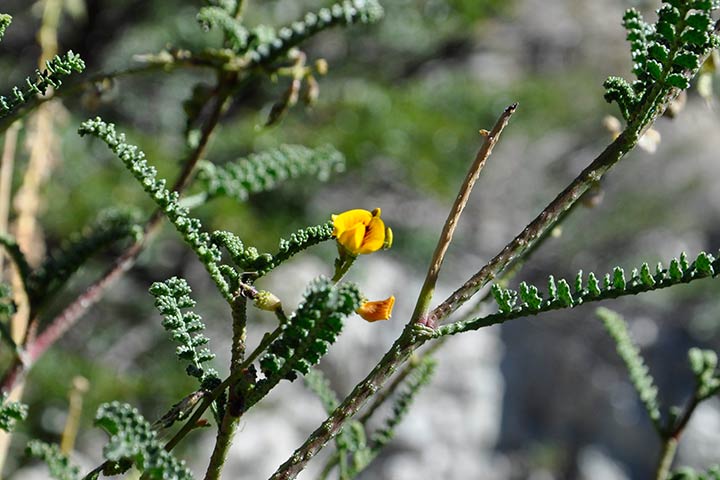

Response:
(337, 223), (365, 255)
(358, 215), (385, 254)
(332, 209), (372, 237)
(356, 296), (395, 322)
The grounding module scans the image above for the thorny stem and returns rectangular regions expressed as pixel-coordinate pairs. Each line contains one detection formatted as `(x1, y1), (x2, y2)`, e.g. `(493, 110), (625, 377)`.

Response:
(412, 103), (518, 326)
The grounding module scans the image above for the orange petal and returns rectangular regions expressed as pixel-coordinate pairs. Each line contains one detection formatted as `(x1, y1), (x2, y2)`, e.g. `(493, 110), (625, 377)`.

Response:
(337, 223), (365, 255)
(356, 296), (395, 322)
(358, 215), (385, 254)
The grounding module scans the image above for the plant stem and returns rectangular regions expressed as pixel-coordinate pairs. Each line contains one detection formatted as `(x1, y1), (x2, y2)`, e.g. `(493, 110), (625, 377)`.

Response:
(412, 103), (518, 326)
(162, 323), (285, 452)
(204, 295), (247, 480)
(429, 133), (633, 325)
(654, 437), (678, 480)
(268, 326), (427, 480)
(0, 120), (20, 279)
(653, 391), (702, 480)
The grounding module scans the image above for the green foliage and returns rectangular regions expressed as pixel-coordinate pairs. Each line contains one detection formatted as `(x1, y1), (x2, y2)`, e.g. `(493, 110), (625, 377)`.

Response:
(0, 283), (17, 352)
(671, 466), (720, 480)
(213, 222), (334, 278)
(149, 277), (219, 389)
(0, 51), (85, 119)
(250, 277), (361, 404)
(94, 402), (194, 480)
(605, 0), (719, 122)
(688, 347), (720, 400)
(596, 307), (662, 432)
(197, 144), (345, 203)
(0, 233), (32, 290)
(445, 250), (720, 336)
(368, 357), (436, 451)
(0, 283), (15, 321)
(347, 357), (437, 476)
(197, 7), (248, 51)
(78, 119), (231, 301)
(0, 392), (27, 432)
(0, 14), (10, 42)
(247, 0), (384, 66)
(27, 209), (141, 307)
(26, 440), (81, 480)
(303, 368), (340, 414)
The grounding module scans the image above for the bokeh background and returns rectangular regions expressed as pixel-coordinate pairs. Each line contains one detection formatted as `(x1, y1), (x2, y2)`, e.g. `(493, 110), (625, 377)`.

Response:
(2, 0), (720, 478)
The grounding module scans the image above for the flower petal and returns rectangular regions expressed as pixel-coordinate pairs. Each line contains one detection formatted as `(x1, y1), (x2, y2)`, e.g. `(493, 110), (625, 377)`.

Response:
(337, 223), (366, 255)
(357, 296), (395, 322)
(332, 209), (372, 237)
(358, 215), (386, 254)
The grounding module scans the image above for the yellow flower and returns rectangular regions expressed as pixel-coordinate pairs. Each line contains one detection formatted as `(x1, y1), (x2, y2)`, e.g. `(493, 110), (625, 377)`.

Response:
(331, 208), (387, 255)
(356, 296), (395, 322)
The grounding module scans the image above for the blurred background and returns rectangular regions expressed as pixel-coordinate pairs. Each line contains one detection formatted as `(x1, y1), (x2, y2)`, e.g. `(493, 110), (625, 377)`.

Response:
(1, 0), (720, 478)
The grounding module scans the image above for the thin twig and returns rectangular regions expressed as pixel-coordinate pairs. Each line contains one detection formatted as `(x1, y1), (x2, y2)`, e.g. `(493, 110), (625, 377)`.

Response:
(654, 437), (678, 480)
(428, 134), (631, 325)
(412, 103), (518, 326)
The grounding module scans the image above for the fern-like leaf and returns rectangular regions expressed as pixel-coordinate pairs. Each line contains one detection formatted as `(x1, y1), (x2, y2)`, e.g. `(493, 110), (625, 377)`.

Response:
(94, 402), (194, 480)
(27, 209), (141, 307)
(303, 368), (340, 414)
(213, 223), (334, 278)
(78, 118), (231, 301)
(605, 0), (719, 123)
(596, 307), (662, 433)
(197, 6), (248, 51)
(26, 441), (80, 480)
(688, 347), (720, 400)
(197, 144), (345, 203)
(247, 0), (384, 65)
(670, 465), (720, 480)
(441, 250), (720, 336)
(248, 277), (361, 406)
(149, 277), (219, 389)
(347, 357), (437, 476)
(0, 14), (11, 42)
(0, 51), (85, 119)
(0, 392), (27, 432)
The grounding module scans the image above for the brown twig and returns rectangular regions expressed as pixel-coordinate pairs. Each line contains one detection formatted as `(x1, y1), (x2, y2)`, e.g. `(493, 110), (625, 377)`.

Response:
(412, 103), (518, 326)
